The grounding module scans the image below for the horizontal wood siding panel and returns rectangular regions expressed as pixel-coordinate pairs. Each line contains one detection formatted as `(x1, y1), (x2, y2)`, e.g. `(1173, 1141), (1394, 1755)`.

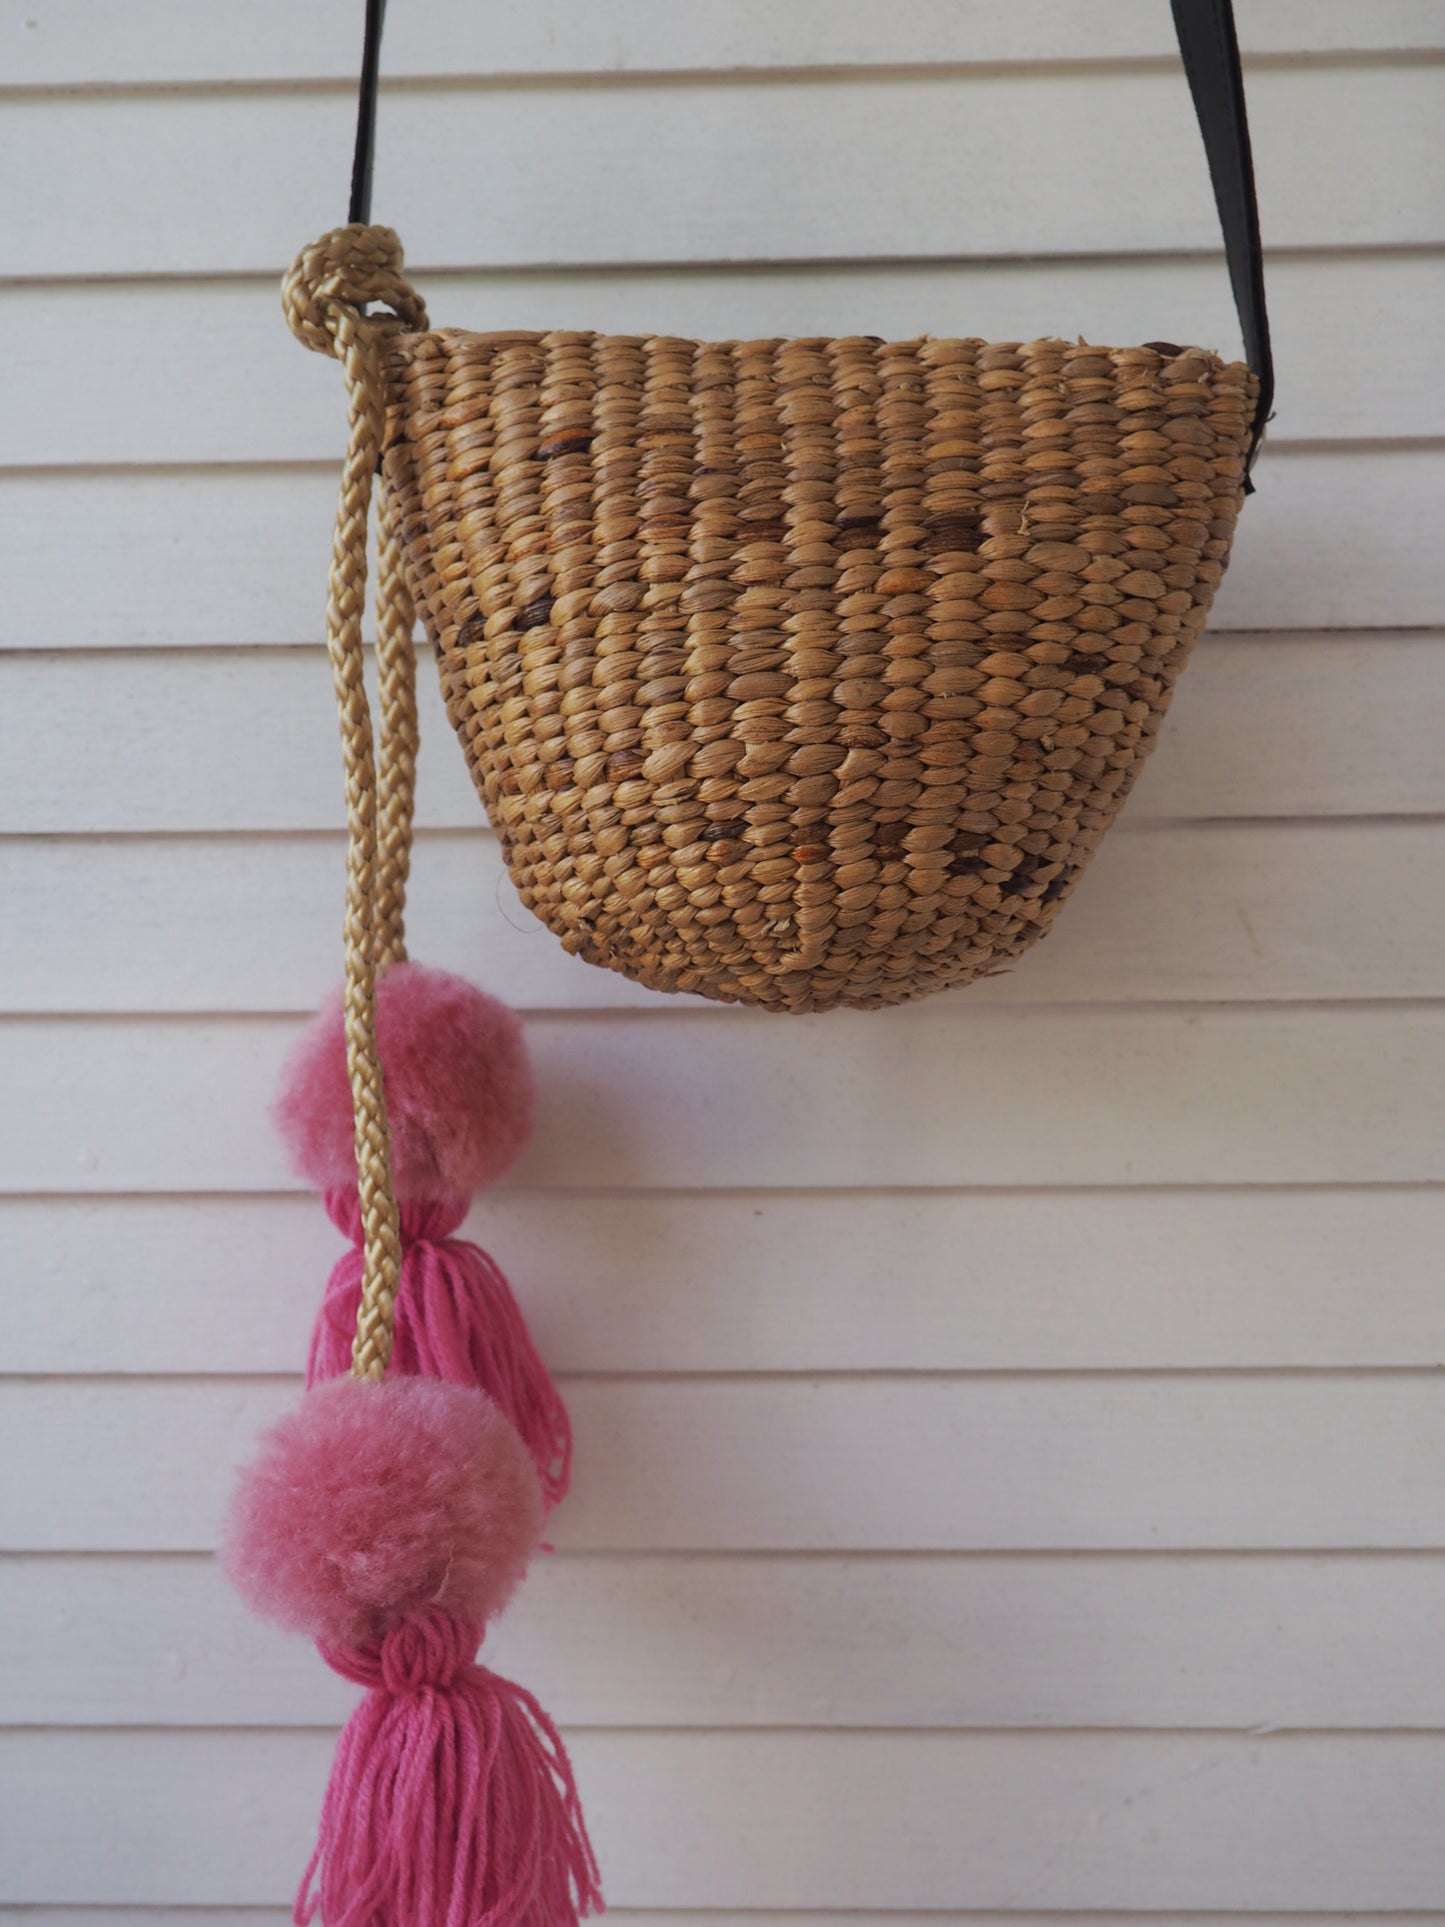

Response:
(4, 822), (1441, 1014)
(6, 635), (1442, 826)
(8, 1376), (1445, 1553)
(2, 1009), (1440, 1193)
(1, 1918), (1433, 1927)
(6, 1187), (1445, 1374)
(8, 1728), (1445, 1909)
(4, 453), (1437, 646)
(10, 0), (1444, 86)
(26, 1916), (1345, 1927)
(10, 1550), (1445, 1730)
(6, 68), (1444, 277)
(22, 1911), (1425, 1927)
(4, 1916), (1434, 1927)
(12, 253), (1443, 465)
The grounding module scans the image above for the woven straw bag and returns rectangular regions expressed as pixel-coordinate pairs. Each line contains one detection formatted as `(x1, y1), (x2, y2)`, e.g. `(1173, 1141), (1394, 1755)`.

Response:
(287, 0), (1273, 1014)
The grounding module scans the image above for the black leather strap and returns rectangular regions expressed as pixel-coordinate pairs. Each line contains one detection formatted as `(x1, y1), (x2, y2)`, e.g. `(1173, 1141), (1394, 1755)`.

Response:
(348, 0), (387, 226)
(345, 0), (1273, 478)
(1172, 0), (1275, 484)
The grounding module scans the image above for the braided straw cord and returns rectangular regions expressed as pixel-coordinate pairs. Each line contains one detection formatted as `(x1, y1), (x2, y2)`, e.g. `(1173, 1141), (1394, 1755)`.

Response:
(374, 483), (419, 970)
(283, 226), (429, 1378)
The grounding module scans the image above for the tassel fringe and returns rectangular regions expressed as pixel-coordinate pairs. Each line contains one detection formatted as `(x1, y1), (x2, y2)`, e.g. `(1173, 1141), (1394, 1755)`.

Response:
(310, 1195), (572, 1509)
(300, 1610), (603, 1927)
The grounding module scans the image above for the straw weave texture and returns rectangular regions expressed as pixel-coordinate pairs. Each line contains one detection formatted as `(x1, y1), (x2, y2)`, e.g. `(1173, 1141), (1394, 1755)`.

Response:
(382, 329), (1255, 1011)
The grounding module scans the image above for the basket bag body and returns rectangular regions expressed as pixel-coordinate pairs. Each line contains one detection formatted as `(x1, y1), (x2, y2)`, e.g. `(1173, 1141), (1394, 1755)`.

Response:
(382, 329), (1255, 1010)
(335, 0), (1272, 1013)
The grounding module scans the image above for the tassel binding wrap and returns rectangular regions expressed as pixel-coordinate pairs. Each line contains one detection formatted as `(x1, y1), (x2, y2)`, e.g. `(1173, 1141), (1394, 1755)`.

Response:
(311, 1192), (573, 1509)
(221, 226), (601, 1927)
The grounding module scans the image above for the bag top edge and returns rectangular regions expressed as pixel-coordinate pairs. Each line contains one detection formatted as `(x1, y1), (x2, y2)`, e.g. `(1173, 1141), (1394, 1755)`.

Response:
(385, 327), (1249, 378)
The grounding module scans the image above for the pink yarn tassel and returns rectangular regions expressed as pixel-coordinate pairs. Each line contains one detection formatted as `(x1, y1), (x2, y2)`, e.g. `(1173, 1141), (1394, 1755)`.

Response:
(311, 1193), (573, 1509)
(298, 1609), (603, 1927)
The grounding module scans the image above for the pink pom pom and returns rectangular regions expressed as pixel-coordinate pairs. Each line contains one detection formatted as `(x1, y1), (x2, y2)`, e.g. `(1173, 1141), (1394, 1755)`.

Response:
(223, 1375), (543, 1651)
(275, 962), (535, 1201)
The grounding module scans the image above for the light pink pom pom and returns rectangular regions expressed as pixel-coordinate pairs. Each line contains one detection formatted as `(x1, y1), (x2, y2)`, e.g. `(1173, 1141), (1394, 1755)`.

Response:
(275, 962), (535, 1201)
(223, 1375), (544, 1650)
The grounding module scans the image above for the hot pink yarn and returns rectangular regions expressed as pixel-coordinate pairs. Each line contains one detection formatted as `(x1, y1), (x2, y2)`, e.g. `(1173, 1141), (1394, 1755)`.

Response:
(298, 1608), (604, 1927)
(310, 1194), (573, 1510)
(223, 1376), (543, 1651)
(274, 963), (535, 1202)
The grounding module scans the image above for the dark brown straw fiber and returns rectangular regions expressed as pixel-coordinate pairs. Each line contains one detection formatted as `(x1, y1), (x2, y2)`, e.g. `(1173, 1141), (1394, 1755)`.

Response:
(378, 319), (1256, 1010)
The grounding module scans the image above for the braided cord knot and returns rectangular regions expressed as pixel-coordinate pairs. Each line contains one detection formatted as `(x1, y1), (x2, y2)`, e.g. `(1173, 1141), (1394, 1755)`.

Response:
(283, 223), (429, 358)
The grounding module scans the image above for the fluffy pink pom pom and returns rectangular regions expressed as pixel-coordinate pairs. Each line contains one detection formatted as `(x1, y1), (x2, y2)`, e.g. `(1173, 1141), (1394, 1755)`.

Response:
(223, 1375), (544, 1651)
(274, 962), (535, 1200)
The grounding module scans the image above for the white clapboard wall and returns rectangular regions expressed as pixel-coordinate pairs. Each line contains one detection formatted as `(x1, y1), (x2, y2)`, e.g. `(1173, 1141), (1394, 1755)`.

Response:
(2, 1), (1444, 1921)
